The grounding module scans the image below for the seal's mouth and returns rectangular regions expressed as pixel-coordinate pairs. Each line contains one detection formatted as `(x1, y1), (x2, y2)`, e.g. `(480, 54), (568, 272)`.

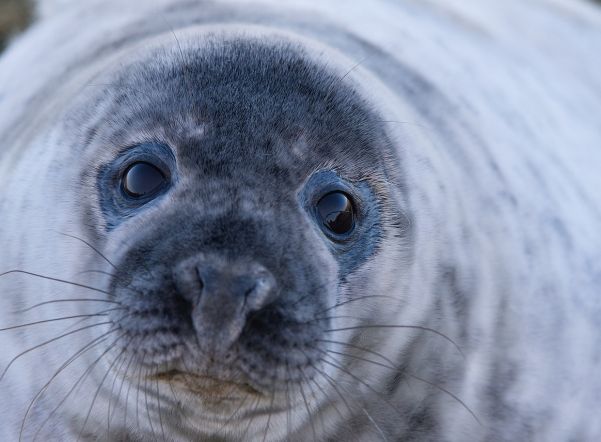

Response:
(150, 369), (262, 399)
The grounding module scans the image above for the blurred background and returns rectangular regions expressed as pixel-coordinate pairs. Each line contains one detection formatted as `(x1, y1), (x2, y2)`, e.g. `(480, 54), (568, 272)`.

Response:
(0, 0), (32, 52)
(0, 0), (600, 52)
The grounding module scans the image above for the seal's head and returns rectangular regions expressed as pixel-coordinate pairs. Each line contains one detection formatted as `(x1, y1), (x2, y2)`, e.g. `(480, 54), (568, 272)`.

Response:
(27, 29), (413, 439)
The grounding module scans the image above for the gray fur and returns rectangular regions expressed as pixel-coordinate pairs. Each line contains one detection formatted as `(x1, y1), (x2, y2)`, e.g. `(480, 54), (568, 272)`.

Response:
(1, 0), (601, 441)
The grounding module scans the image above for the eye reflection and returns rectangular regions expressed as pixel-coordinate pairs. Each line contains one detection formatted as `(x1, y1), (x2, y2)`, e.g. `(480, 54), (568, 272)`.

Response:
(316, 191), (355, 235)
(122, 161), (166, 198)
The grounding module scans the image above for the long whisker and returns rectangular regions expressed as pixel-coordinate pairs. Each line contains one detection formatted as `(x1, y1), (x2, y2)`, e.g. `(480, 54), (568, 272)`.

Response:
(155, 377), (166, 442)
(284, 361), (293, 437)
(300, 368), (327, 437)
(59, 307), (124, 334)
(56, 231), (119, 272)
(0, 312), (113, 332)
(77, 269), (116, 278)
(317, 295), (398, 316)
(78, 337), (131, 441)
(213, 393), (250, 438)
(25, 329), (120, 441)
(238, 396), (261, 441)
(135, 353), (147, 430)
(318, 338), (401, 369)
(298, 378), (317, 442)
(143, 365), (158, 441)
(299, 348), (373, 438)
(306, 368), (345, 422)
(1, 321), (113, 382)
(125, 351), (144, 431)
(111, 344), (139, 432)
(15, 298), (121, 314)
(261, 385), (277, 442)
(309, 365), (351, 422)
(324, 324), (464, 358)
(312, 358), (389, 441)
(361, 405), (389, 442)
(321, 347), (480, 425)
(318, 354), (409, 424)
(107, 342), (134, 436)
(0, 270), (111, 295)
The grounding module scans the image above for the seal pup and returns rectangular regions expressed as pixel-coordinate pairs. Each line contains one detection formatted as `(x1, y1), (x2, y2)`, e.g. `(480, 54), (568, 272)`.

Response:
(1, 0), (601, 441)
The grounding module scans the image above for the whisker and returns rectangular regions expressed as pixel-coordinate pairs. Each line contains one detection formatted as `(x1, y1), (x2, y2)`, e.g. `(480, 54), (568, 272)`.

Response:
(107, 342), (133, 436)
(59, 307), (125, 334)
(155, 377), (166, 442)
(77, 269), (116, 278)
(306, 368), (345, 422)
(76, 269), (143, 294)
(405, 371), (481, 425)
(58, 231), (154, 283)
(56, 231), (119, 272)
(135, 353), (147, 430)
(299, 377), (317, 442)
(239, 396), (261, 441)
(111, 344), (139, 431)
(261, 385), (277, 442)
(160, 13), (193, 100)
(24, 329), (120, 441)
(311, 365), (354, 422)
(317, 295), (398, 316)
(162, 363), (198, 430)
(318, 354), (409, 424)
(213, 391), (250, 437)
(0, 270), (111, 295)
(1, 321), (113, 382)
(297, 348), (362, 436)
(78, 338), (131, 441)
(312, 358), (389, 440)
(15, 298), (120, 314)
(124, 351), (144, 431)
(361, 405), (389, 442)
(0, 313), (112, 332)
(300, 368), (327, 437)
(143, 366), (158, 441)
(324, 324), (464, 358)
(284, 362), (292, 438)
(321, 347), (480, 425)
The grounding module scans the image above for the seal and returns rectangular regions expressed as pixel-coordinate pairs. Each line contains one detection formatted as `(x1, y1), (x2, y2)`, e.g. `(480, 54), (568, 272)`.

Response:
(1, 0), (601, 441)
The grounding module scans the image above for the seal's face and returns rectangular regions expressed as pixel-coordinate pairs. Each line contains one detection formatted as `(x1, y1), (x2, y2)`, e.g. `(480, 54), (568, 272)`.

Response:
(64, 33), (411, 438)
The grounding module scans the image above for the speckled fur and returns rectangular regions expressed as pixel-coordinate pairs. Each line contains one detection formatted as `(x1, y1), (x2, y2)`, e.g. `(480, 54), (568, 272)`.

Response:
(0, 0), (600, 441)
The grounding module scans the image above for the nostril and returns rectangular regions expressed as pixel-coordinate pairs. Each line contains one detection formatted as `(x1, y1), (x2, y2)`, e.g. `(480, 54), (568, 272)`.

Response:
(243, 283), (258, 300)
(172, 256), (206, 307)
(240, 271), (276, 312)
(194, 266), (205, 291)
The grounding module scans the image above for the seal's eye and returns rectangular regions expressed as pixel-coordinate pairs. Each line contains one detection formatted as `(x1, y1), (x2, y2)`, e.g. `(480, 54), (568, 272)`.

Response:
(316, 191), (355, 236)
(122, 162), (167, 198)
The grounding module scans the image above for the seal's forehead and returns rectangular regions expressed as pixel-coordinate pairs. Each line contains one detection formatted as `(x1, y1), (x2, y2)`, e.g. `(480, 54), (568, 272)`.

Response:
(87, 35), (392, 183)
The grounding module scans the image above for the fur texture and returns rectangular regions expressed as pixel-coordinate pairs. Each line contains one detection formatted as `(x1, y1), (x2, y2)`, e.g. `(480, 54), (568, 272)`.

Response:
(0, 0), (600, 441)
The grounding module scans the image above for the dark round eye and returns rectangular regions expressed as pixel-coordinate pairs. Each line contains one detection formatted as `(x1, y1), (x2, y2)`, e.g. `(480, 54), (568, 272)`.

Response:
(316, 191), (355, 236)
(122, 162), (167, 198)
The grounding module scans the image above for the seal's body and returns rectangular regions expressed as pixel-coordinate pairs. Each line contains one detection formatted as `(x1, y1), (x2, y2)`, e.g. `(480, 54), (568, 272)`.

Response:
(1, 1), (600, 441)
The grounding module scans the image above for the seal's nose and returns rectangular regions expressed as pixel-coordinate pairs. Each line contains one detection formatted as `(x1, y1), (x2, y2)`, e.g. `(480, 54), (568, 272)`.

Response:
(173, 253), (276, 355)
